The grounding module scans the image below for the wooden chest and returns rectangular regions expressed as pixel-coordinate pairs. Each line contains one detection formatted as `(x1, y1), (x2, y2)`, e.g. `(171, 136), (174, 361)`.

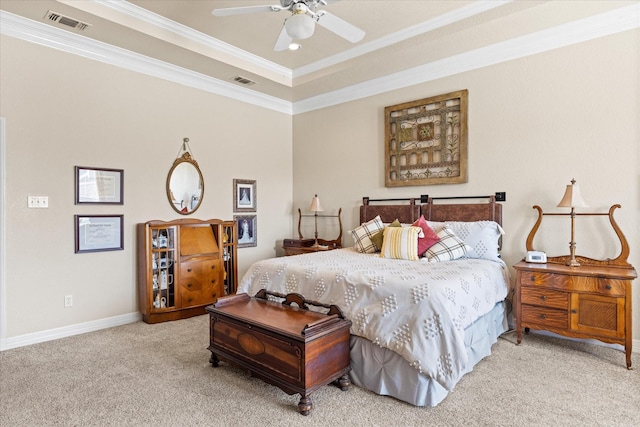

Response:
(207, 290), (352, 415)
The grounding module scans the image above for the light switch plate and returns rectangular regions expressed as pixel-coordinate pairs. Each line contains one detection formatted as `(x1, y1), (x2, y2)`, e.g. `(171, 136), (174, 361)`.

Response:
(28, 196), (48, 208)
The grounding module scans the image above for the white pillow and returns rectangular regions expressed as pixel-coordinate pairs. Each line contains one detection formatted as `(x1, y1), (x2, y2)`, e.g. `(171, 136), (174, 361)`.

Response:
(425, 227), (472, 263)
(350, 215), (384, 253)
(380, 226), (421, 261)
(428, 220), (503, 261)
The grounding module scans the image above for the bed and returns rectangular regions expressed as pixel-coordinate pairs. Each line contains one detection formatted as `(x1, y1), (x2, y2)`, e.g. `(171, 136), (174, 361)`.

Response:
(237, 195), (509, 407)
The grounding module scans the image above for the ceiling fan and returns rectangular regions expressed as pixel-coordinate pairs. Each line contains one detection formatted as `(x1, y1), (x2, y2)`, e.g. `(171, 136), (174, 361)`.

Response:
(212, 0), (365, 51)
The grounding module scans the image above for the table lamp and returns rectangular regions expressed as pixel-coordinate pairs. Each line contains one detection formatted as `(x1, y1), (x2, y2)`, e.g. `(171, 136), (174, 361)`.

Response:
(556, 178), (587, 266)
(309, 194), (324, 248)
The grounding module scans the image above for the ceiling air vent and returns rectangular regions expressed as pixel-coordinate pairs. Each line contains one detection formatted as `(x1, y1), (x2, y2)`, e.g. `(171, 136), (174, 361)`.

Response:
(232, 76), (256, 86)
(44, 11), (91, 31)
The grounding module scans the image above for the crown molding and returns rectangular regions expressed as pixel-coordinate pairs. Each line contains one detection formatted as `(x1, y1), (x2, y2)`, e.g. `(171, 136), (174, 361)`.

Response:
(58, 0), (293, 86)
(63, 1), (509, 83)
(293, 3), (640, 114)
(2, 4), (638, 117)
(293, 0), (512, 78)
(0, 11), (292, 115)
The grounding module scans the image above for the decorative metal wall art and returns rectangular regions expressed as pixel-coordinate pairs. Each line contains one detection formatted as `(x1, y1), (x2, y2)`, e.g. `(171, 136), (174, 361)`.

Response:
(385, 90), (468, 187)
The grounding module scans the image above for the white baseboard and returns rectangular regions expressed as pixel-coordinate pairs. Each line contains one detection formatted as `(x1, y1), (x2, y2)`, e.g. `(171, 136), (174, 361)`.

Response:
(0, 311), (141, 351)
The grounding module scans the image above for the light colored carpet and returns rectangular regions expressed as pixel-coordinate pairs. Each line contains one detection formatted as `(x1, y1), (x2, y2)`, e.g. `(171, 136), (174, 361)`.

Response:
(1, 315), (638, 426)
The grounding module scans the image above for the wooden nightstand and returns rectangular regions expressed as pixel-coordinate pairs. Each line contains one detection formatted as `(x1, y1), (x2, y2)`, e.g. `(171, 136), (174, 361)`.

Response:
(516, 204), (636, 369)
(284, 206), (343, 256)
(282, 238), (340, 256)
(514, 261), (636, 369)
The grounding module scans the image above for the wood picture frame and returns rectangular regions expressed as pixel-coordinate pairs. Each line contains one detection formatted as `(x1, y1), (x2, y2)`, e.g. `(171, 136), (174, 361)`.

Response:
(233, 179), (256, 212)
(385, 90), (468, 187)
(75, 214), (124, 253)
(75, 166), (124, 204)
(234, 214), (257, 248)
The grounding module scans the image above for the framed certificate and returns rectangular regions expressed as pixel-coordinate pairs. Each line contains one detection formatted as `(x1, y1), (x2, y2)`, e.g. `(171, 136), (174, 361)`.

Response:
(75, 215), (124, 253)
(75, 166), (124, 204)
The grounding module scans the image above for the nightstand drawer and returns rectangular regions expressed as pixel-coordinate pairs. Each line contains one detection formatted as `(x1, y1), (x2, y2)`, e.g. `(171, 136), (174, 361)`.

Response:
(521, 287), (568, 309)
(520, 271), (625, 295)
(593, 279), (627, 297)
(521, 305), (568, 329)
(520, 271), (595, 290)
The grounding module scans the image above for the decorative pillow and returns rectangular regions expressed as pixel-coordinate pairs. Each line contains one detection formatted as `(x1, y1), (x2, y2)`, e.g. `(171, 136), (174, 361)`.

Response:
(370, 219), (401, 251)
(412, 215), (440, 256)
(425, 227), (472, 262)
(427, 220), (504, 261)
(380, 226), (422, 261)
(350, 215), (384, 253)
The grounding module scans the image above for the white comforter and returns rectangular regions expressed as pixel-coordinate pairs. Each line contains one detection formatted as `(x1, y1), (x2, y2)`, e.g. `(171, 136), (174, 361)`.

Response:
(237, 248), (509, 391)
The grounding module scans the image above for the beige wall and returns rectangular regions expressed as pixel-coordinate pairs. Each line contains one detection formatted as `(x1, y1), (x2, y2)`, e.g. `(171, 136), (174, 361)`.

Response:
(292, 30), (640, 339)
(0, 36), (293, 339)
(1, 25), (638, 350)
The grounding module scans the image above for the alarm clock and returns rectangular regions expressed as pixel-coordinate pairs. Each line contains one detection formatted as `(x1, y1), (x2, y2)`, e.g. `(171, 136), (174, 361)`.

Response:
(525, 251), (547, 263)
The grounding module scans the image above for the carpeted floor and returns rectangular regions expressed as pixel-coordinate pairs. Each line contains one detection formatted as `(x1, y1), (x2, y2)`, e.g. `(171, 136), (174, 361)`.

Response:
(1, 315), (638, 426)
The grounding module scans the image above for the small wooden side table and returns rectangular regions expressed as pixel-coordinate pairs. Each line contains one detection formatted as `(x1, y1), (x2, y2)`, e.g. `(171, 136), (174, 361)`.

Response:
(282, 238), (340, 256)
(517, 203), (636, 369)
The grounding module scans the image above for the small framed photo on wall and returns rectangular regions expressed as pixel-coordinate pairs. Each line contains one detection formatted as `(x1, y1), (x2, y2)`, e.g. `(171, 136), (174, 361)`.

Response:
(233, 179), (256, 212)
(235, 215), (257, 248)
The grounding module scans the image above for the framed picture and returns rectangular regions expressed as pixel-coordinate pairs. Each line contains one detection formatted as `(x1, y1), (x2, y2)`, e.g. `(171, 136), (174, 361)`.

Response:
(75, 166), (124, 204)
(234, 215), (257, 248)
(233, 179), (256, 212)
(75, 215), (124, 253)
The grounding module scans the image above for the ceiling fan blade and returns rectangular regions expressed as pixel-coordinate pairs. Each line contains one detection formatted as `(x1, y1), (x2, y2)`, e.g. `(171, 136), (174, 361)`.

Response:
(315, 11), (365, 43)
(212, 5), (284, 17)
(306, 0), (341, 10)
(274, 25), (293, 51)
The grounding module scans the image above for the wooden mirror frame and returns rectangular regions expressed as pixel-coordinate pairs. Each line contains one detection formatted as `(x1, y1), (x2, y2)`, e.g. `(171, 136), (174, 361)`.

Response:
(166, 148), (204, 215)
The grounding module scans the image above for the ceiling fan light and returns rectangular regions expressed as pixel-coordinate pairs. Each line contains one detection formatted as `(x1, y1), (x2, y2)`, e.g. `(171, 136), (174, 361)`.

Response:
(285, 13), (315, 40)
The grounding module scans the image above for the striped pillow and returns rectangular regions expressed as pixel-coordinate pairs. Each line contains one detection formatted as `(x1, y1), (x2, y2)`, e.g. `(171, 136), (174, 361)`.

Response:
(350, 215), (384, 253)
(380, 226), (421, 261)
(370, 219), (401, 251)
(425, 227), (471, 262)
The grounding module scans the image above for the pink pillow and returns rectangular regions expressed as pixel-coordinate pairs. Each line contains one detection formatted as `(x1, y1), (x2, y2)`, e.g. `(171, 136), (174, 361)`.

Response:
(412, 215), (440, 256)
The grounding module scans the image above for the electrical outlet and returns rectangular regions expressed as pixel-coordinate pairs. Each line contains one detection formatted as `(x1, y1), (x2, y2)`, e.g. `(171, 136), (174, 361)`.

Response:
(64, 295), (73, 307)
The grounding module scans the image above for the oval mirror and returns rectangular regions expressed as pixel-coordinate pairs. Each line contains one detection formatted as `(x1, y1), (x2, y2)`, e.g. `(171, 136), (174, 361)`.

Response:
(166, 143), (204, 215)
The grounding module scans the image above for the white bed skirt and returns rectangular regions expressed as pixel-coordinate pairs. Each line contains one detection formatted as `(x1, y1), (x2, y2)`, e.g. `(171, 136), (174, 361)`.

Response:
(349, 300), (508, 407)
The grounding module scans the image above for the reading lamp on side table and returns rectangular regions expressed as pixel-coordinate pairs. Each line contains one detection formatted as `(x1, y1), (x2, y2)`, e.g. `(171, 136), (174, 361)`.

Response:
(309, 194), (324, 248)
(283, 196), (343, 256)
(556, 178), (587, 266)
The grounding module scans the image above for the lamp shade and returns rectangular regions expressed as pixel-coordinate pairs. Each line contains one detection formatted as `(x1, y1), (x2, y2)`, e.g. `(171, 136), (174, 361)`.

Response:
(309, 194), (323, 212)
(557, 179), (588, 208)
(285, 13), (315, 40)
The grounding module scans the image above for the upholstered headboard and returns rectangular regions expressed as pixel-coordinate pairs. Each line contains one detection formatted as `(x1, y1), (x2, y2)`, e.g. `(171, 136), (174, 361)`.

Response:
(360, 194), (503, 225)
